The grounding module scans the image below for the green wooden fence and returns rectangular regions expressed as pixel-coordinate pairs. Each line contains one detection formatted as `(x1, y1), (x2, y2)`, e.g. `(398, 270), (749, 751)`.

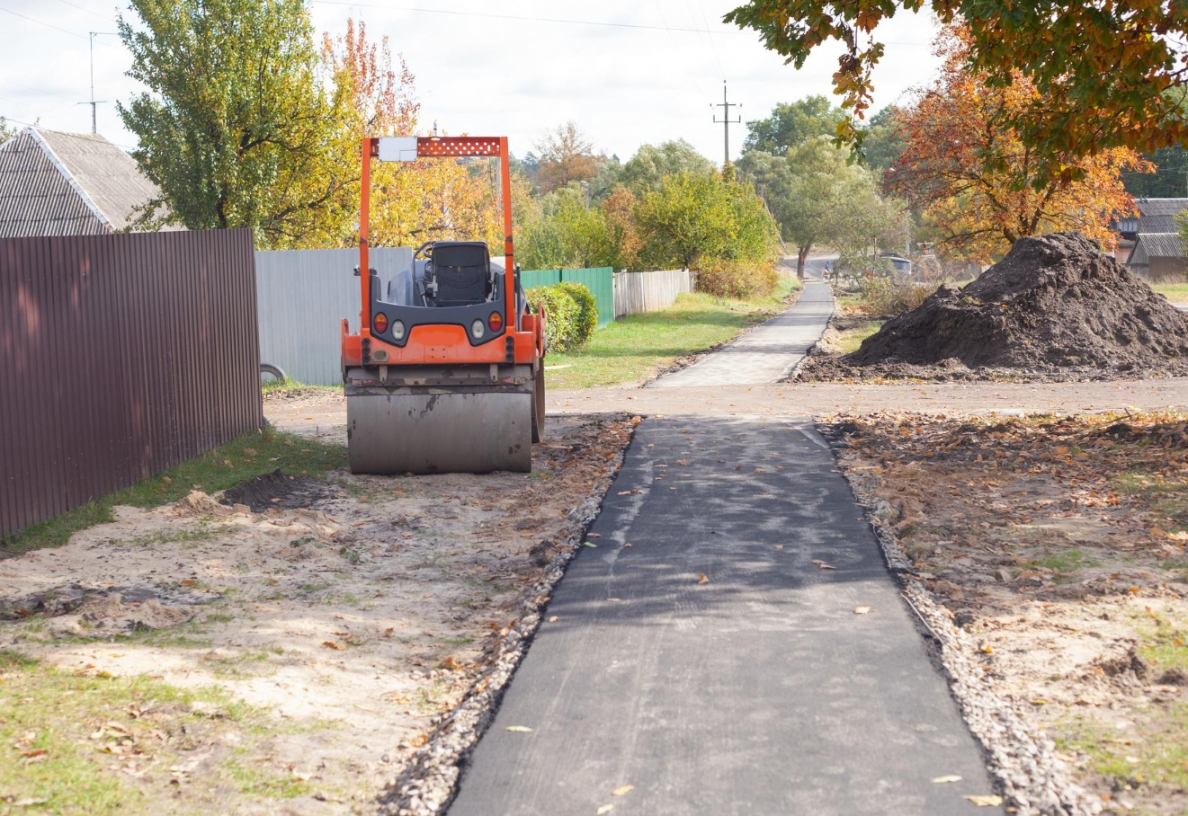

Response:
(521, 267), (615, 327)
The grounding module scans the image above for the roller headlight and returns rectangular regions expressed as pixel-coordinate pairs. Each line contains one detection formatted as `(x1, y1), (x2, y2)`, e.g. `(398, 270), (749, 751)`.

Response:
(391, 320), (405, 340)
(471, 319), (486, 340)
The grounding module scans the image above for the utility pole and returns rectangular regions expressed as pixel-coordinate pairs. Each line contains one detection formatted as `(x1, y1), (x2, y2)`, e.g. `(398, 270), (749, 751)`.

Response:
(711, 80), (741, 166)
(78, 31), (118, 135)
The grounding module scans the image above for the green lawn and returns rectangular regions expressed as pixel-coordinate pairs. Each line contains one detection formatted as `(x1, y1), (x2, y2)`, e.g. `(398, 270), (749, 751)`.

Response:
(836, 320), (883, 354)
(1, 431), (346, 558)
(1153, 283), (1188, 304)
(545, 278), (800, 390)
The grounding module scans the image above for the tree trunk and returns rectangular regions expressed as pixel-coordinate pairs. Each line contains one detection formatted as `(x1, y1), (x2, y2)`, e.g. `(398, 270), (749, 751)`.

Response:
(797, 245), (810, 280)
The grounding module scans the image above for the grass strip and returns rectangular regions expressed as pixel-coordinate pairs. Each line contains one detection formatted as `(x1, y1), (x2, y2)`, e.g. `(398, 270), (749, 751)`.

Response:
(544, 278), (800, 390)
(0, 649), (297, 815)
(1153, 283), (1188, 304)
(1, 431), (346, 558)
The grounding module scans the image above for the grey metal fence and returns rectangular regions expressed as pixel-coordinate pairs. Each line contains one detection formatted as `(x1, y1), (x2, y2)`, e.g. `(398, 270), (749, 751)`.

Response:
(1, 230), (261, 539)
(613, 269), (694, 317)
(255, 247), (412, 386)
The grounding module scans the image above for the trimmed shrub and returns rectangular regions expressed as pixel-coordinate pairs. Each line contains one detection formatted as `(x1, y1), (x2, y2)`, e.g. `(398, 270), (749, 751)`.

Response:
(695, 259), (779, 299)
(526, 285), (583, 352)
(556, 282), (598, 344)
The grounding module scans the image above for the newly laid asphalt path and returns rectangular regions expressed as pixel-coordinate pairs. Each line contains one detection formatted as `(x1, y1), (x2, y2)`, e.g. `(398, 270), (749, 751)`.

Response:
(651, 280), (835, 387)
(447, 278), (1004, 815)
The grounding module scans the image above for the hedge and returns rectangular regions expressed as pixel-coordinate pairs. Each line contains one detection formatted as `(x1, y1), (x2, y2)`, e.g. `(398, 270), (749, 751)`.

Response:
(556, 282), (598, 343)
(525, 282), (597, 353)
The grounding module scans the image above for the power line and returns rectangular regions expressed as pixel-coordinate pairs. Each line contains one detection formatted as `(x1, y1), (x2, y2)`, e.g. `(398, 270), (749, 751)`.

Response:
(696, 0), (726, 81)
(52, 0), (118, 23)
(310, 1), (731, 34)
(0, 4), (89, 39)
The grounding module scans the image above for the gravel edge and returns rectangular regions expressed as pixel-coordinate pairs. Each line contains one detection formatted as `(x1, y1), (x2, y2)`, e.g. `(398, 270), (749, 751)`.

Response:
(824, 426), (1105, 816)
(374, 420), (636, 816)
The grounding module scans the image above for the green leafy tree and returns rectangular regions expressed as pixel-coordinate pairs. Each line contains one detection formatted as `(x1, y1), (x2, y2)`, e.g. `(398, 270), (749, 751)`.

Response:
(118, 0), (346, 246)
(0, 118), (15, 143)
(860, 106), (905, 172)
(635, 171), (778, 273)
(620, 140), (714, 193)
(742, 96), (847, 155)
(744, 136), (896, 279)
(517, 185), (614, 270)
(724, 0), (1188, 175)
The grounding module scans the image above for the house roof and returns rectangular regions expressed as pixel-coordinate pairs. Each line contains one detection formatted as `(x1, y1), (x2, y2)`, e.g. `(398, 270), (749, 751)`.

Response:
(1115, 198), (1188, 235)
(1128, 232), (1186, 264)
(0, 127), (171, 238)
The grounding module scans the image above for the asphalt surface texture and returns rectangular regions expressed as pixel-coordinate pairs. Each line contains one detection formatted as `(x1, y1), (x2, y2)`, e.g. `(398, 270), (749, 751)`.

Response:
(651, 280), (835, 388)
(447, 417), (1001, 816)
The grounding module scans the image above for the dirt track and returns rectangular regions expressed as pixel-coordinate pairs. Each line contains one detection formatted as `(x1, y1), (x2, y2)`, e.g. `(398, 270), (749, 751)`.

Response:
(262, 381), (1188, 442)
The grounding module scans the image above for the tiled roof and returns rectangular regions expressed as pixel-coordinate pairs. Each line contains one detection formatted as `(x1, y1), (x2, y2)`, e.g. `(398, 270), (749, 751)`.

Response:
(0, 127), (171, 238)
(1134, 232), (1186, 260)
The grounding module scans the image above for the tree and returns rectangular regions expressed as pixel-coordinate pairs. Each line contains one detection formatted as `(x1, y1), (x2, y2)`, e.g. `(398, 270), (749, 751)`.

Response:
(1124, 146), (1188, 199)
(742, 96), (847, 155)
(860, 106), (905, 172)
(534, 122), (602, 194)
(619, 140), (714, 193)
(886, 28), (1148, 263)
(516, 185), (614, 270)
(635, 170), (778, 273)
(739, 137), (894, 278)
(119, 0), (348, 246)
(725, 0), (1188, 174)
(601, 186), (643, 270)
(0, 118), (15, 144)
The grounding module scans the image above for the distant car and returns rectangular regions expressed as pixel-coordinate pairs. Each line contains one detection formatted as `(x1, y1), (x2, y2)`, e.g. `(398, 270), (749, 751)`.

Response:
(879, 255), (913, 276)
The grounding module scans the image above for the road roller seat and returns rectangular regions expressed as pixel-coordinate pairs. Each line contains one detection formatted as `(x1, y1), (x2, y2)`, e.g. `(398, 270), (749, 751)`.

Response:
(428, 241), (493, 307)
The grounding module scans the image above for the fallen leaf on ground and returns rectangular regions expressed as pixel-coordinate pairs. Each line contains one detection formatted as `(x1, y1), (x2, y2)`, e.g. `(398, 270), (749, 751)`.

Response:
(505, 726), (533, 733)
(322, 641), (346, 651)
(611, 785), (634, 796)
(812, 559), (836, 570)
(964, 795), (1003, 807)
(698, 573), (710, 584)
(597, 806), (614, 815)
(583, 542), (598, 549)
(548, 616), (559, 623)
(854, 607), (872, 615)
(931, 775), (962, 784)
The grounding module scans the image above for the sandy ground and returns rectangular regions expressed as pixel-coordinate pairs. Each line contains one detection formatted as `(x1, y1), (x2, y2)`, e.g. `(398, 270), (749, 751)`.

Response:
(0, 405), (633, 815)
(261, 381), (1188, 431)
(829, 413), (1188, 816)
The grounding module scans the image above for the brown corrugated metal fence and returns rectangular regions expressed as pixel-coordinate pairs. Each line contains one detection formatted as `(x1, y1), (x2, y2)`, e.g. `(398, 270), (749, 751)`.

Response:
(0, 229), (262, 538)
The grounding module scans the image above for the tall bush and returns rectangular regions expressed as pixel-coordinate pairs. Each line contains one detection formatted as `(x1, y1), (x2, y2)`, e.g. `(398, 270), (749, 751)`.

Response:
(557, 282), (598, 340)
(524, 283), (596, 352)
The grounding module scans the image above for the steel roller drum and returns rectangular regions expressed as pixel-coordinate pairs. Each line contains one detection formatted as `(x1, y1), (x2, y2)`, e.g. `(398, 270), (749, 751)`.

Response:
(347, 389), (533, 474)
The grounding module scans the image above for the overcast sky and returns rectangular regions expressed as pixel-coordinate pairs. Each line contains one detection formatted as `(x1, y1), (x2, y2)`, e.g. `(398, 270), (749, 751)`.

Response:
(0, 0), (941, 164)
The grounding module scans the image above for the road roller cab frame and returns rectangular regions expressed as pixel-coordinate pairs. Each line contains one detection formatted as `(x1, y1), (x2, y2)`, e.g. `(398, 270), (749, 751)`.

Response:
(341, 136), (546, 474)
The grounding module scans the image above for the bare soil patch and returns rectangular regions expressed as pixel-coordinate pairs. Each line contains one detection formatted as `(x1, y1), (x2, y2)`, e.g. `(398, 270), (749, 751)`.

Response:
(827, 412), (1188, 815)
(0, 415), (633, 815)
(804, 234), (1188, 383)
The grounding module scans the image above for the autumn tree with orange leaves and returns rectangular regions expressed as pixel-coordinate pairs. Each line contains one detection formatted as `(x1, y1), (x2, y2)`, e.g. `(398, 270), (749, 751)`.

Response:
(886, 28), (1150, 263)
(320, 20), (508, 251)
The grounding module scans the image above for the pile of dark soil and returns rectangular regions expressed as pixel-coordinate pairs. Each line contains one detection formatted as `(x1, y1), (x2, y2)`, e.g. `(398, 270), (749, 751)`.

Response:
(220, 469), (327, 512)
(803, 233), (1188, 382)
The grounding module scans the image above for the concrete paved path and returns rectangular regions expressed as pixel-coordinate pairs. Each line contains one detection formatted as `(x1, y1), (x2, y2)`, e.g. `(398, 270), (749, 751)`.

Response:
(448, 417), (1001, 816)
(651, 281), (834, 388)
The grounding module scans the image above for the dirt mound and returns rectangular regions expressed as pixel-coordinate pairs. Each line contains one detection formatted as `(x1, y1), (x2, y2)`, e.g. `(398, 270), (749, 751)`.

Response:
(219, 469), (328, 513)
(846, 233), (1188, 376)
